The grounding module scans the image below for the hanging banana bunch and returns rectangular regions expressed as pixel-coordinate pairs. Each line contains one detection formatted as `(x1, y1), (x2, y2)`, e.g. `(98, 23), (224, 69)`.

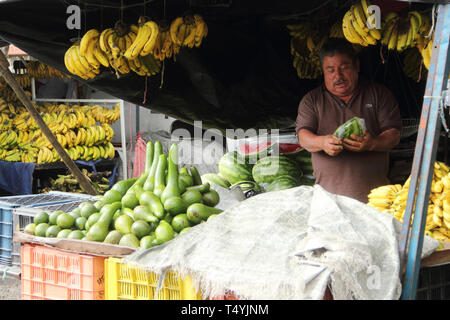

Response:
(0, 74), (31, 89)
(153, 20), (180, 61)
(123, 17), (160, 60)
(329, 20), (345, 39)
(289, 31), (323, 79)
(64, 39), (100, 80)
(14, 74), (31, 88)
(26, 61), (68, 79)
(99, 21), (141, 77)
(342, 0), (381, 47)
(381, 10), (430, 52)
(169, 12), (208, 49)
(403, 47), (427, 81)
(287, 21), (312, 40)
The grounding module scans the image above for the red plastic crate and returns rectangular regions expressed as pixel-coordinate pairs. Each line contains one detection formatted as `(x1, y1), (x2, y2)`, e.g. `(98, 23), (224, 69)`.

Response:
(21, 244), (106, 300)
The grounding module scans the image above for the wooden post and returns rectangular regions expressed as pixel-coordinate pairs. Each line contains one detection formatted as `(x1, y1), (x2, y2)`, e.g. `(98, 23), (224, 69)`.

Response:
(0, 50), (98, 195)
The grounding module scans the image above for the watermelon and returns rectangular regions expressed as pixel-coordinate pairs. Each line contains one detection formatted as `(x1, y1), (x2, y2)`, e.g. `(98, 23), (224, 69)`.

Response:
(201, 173), (231, 188)
(279, 143), (304, 155)
(300, 164), (314, 175)
(238, 141), (273, 157)
(218, 152), (254, 184)
(265, 175), (299, 192)
(299, 175), (316, 186)
(252, 155), (302, 184)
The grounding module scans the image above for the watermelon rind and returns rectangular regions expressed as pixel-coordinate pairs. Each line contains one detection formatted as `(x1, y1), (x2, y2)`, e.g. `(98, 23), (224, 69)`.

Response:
(218, 152), (254, 185)
(252, 155), (302, 184)
(265, 175), (299, 192)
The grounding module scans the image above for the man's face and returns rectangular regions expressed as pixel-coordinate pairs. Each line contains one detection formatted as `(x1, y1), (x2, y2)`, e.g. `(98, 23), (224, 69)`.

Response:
(322, 53), (359, 98)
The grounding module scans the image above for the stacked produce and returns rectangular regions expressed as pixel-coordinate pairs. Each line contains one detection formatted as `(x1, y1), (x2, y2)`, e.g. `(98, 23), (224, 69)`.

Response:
(64, 12), (208, 79)
(367, 161), (450, 242)
(0, 101), (119, 163)
(0, 85), (32, 104)
(202, 142), (314, 195)
(380, 10), (430, 51)
(342, 0), (381, 47)
(23, 140), (222, 249)
(44, 169), (112, 195)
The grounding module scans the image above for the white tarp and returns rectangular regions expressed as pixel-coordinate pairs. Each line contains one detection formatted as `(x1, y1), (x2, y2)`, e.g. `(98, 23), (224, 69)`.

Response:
(123, 184), (439, 300)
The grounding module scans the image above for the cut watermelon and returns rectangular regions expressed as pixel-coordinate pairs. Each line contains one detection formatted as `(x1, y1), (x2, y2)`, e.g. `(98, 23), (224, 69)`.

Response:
(237, 141), (273, 158)
(278, 143), (304, 155)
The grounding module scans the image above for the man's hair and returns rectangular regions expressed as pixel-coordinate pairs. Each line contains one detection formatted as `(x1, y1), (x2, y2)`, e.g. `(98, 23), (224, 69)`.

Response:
(319, 38), (358, 66)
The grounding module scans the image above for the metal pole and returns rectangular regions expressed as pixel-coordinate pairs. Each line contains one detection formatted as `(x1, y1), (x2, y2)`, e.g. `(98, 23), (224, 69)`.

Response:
(400, 3), (450, 300)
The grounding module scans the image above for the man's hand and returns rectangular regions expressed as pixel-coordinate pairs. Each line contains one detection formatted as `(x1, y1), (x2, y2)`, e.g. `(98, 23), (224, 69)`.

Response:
(321, 134), (343, 156)
(342, 129), (374, 152)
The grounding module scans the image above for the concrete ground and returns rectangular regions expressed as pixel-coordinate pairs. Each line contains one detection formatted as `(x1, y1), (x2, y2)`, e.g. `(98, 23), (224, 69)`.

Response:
(0, 277), (21, 300)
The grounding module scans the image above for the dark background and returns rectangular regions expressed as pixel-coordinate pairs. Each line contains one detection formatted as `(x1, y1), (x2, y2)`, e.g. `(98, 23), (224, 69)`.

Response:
(0, 0), (432, 132)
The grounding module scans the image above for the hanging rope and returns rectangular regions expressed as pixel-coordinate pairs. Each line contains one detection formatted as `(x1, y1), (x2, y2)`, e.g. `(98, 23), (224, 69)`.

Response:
(143, 76), (149, 104)
(423, 90), (449, 133)
(100, 0), (103, 29)
(159, 0), (167, 89)
(120, 0), (124, 22)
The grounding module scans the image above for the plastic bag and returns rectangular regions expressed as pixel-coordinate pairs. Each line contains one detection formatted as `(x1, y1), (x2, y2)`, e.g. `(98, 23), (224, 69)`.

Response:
(333, 117), (366, 139)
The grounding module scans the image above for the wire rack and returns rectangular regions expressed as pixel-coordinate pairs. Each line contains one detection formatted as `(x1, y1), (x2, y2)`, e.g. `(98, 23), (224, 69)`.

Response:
(401, 118), (420, 139)
(0, 192), (89, 208)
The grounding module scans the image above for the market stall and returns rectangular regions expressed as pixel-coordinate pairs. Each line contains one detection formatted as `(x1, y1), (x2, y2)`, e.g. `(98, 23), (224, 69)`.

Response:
(0, 0), (449, 301)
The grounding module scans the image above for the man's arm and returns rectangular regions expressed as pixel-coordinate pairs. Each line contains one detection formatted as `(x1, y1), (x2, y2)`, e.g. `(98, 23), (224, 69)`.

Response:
(298, 129), (343, 156)
(342, 128), (400, 152)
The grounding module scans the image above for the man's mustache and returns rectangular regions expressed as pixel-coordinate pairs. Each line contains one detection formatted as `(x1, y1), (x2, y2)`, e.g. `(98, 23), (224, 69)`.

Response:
(334, 79), (346, 85)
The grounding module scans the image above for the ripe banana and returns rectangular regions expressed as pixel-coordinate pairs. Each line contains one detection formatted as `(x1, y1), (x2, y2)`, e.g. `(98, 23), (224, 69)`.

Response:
(80, 29), (100, 56)
(140, 21), (160, 56)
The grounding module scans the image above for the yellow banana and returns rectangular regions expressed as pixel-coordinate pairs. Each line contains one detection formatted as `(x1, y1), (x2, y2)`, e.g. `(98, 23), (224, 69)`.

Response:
(99, 28), (114, 53)
(343, 11), (366, 45)
(80, 29), (100, 56)
(83, 36), (100, 69)
(124, 21), (153, 60)
(396, 29), (409, 51)
(170, 17), (184, 45)
(388, 23), (399, 50)
(93, 44), (109, 67)
(194, 14), (207, 47)
(140, 21), (160, 56)
(360, 0), (371, 19)
(352, 4), (369, 33)
(108, 33), (121, 59)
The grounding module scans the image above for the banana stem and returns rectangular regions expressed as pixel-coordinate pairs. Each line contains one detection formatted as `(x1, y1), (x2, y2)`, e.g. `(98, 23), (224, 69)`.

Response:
(0, 50), (98, 195)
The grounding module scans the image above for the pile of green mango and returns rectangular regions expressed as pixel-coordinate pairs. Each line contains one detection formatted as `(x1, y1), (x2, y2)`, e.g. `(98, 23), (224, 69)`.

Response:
(23, 140), (222, 249)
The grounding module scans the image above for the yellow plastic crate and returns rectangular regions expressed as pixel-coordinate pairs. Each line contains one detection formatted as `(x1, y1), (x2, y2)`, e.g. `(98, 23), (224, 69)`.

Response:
(104, 257), (203, 300)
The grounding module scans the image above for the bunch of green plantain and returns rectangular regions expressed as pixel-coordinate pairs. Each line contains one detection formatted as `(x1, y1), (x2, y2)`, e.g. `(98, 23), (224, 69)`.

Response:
(48, 169), (112, 194)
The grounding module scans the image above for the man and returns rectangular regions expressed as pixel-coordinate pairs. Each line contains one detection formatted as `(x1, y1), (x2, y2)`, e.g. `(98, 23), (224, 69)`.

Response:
(296, 38), (402, 203)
